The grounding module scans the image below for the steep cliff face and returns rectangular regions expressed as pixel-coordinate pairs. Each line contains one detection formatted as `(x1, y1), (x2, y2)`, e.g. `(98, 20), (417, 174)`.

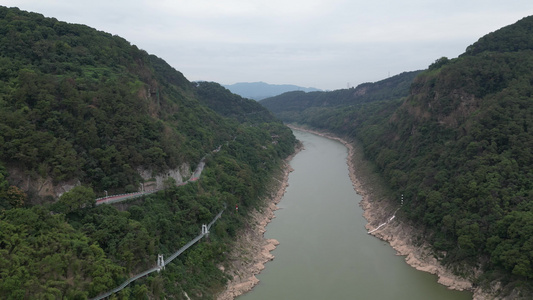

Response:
(6, 166), (80, 203)
(137, 163), (191, 191)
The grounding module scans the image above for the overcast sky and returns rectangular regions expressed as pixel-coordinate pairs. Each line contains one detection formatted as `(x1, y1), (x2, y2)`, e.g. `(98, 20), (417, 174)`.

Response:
(4, 1), (533, 90)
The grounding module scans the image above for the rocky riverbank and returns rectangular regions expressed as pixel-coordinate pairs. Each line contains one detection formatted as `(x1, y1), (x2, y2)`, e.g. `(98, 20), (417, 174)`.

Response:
(216, 144), (302, 300)
(286, 126), (486, 299)
(217, 126), (498, 300)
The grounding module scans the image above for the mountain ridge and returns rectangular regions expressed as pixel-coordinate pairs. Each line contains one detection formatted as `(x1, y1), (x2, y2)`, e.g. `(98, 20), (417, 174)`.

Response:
(260, 70), (422, 123)
(223, 81), (321, 100)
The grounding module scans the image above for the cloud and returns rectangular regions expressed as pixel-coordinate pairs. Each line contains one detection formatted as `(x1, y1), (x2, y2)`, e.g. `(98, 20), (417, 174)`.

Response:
(4, 0), (533, 90)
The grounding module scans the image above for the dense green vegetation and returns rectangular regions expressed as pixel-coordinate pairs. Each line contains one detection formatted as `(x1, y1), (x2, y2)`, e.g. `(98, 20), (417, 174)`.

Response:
(261, 16), (533, 297)
(260, 70), (421, 121)
(0, 6), (296, 299)
(194, 81), (278, 124)
(0, 6), (238, 199)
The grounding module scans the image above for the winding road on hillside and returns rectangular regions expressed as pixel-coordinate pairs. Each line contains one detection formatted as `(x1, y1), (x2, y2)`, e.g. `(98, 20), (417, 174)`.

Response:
(95, 155), (208, 205)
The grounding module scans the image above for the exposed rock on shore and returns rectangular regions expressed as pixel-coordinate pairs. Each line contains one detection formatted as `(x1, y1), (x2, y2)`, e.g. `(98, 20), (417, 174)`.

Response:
(217, 146), (300, 300)
(218, 126), (496, 299)
(289, 127), (479, 296)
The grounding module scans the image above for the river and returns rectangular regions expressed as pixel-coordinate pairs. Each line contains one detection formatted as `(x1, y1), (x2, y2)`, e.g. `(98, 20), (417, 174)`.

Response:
(238, 130), (472, 300)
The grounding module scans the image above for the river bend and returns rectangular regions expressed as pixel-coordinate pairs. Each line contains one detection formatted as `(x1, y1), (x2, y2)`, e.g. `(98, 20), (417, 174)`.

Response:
(238, 130), (472, 300)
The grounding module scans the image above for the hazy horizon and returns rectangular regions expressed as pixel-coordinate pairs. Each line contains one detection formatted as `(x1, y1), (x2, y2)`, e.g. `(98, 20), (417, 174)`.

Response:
(4, 1), (533, 90)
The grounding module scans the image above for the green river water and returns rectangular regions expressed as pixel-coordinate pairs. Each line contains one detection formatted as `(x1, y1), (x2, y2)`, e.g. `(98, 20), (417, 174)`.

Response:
(238, 130), (472, 300)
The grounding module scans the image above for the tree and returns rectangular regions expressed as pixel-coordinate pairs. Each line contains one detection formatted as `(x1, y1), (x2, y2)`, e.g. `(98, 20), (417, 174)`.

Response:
(56, 185), (96, 214)
(5, 186), (26, 209)
(0, 165), (26, 210)
(163, 177), (177, 190)
(0, 164), (8, 193)
(428, 56), (450, 70)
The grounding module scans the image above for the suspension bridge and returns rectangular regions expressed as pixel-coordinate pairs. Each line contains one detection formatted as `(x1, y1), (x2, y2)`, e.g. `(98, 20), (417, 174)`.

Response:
(90, 148), (225, 299)
(90, 206), (225, 300)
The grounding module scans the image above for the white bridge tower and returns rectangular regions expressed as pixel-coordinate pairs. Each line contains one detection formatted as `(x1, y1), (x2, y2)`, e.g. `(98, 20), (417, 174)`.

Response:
(157, 254), (165, 272)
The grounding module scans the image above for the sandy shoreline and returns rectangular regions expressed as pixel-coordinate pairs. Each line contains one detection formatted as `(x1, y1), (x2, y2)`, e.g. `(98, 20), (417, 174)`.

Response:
(218, 126), (489, 300)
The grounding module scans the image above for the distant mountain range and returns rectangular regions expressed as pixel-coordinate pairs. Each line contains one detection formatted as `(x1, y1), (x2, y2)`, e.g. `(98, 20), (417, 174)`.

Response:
(223, 82), (322, 100)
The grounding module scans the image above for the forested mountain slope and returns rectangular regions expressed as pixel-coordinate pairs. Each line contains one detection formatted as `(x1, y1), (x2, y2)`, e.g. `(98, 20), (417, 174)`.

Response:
(0, 6), (296, 298)
(0, 6), (233, 201)
(195, 81), (277, 124)
(262, 15), (533, 298)
(260, 70), (421, 122)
